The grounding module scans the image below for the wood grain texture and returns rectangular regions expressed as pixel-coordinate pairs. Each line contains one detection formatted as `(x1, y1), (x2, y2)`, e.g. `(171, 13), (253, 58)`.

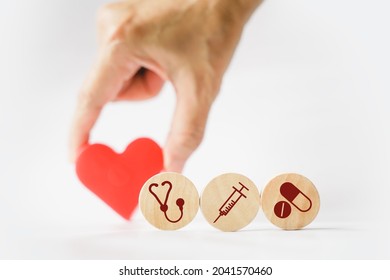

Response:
(200, 173), (260, 232)
(139, 172), (199, 230)
(261, 173), (320, 230)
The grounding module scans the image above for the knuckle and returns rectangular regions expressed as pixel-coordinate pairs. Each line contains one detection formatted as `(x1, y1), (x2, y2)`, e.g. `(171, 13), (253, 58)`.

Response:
(184, 128), (204, 147)
(96, 3), (117, 27)
(123, 19), (155, 46)
(97, 3), (136, 43)
(191, 67), (221, 104)
(172, 128), (205, 154)
(99, 40), (130, 71)
(103, 40), (125, 61)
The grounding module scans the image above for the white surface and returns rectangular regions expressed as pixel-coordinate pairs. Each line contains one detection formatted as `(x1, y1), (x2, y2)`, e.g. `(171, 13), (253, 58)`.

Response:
(1, 0), (389, 259)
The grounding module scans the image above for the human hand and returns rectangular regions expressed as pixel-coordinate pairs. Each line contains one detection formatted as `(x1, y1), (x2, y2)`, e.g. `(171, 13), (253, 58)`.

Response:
(70, 0), (261, 172)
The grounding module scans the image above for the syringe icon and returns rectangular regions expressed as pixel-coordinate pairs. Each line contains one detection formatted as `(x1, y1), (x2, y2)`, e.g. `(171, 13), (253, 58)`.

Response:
(213, 182), (249, 223)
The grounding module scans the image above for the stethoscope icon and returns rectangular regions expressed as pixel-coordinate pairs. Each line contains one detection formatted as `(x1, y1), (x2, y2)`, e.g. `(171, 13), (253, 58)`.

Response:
(148, 180), (185, 223)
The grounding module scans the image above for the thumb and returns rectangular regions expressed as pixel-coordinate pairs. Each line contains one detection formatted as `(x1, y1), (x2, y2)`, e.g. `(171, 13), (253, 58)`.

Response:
(164, 69), (218, 172)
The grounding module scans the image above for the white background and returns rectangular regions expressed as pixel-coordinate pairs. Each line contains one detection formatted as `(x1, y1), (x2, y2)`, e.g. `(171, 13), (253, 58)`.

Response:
(0, 0), (389, 259)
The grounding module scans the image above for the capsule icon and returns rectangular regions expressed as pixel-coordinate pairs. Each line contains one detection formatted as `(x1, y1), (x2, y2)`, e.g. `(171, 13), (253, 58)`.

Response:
(280, 182), (312, 212)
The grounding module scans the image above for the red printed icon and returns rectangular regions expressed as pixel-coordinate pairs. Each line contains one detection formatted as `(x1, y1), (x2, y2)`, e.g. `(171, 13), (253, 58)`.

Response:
(213, 182), (249, 223)
(274, 201), (292, 218)
(149, 181), (185, 223)
(274, 182), (312, 219)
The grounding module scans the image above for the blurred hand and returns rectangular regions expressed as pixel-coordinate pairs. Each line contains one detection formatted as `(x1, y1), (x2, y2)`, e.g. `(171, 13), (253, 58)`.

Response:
(70, 0), (261, 172)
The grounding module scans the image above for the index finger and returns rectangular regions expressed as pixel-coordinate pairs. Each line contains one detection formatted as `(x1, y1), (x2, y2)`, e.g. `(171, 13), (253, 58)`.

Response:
(69, 44), (139, 161)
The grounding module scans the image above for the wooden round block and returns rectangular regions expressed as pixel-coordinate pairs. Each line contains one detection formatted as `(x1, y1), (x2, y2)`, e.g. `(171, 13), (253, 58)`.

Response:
(139, 172), (199, 230)
(261, 173), (320, 230)
(200, 173), (260, 232)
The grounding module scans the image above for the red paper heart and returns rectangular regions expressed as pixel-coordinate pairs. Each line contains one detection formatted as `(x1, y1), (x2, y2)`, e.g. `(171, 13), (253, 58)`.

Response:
(76, 138), (163, 220)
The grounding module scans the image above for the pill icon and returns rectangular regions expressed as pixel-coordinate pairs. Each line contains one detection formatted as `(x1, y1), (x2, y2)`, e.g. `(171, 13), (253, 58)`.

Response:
(274, 201), (292, 218)
(280, 182), (312, 212)
(261, 173), (320, 230)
